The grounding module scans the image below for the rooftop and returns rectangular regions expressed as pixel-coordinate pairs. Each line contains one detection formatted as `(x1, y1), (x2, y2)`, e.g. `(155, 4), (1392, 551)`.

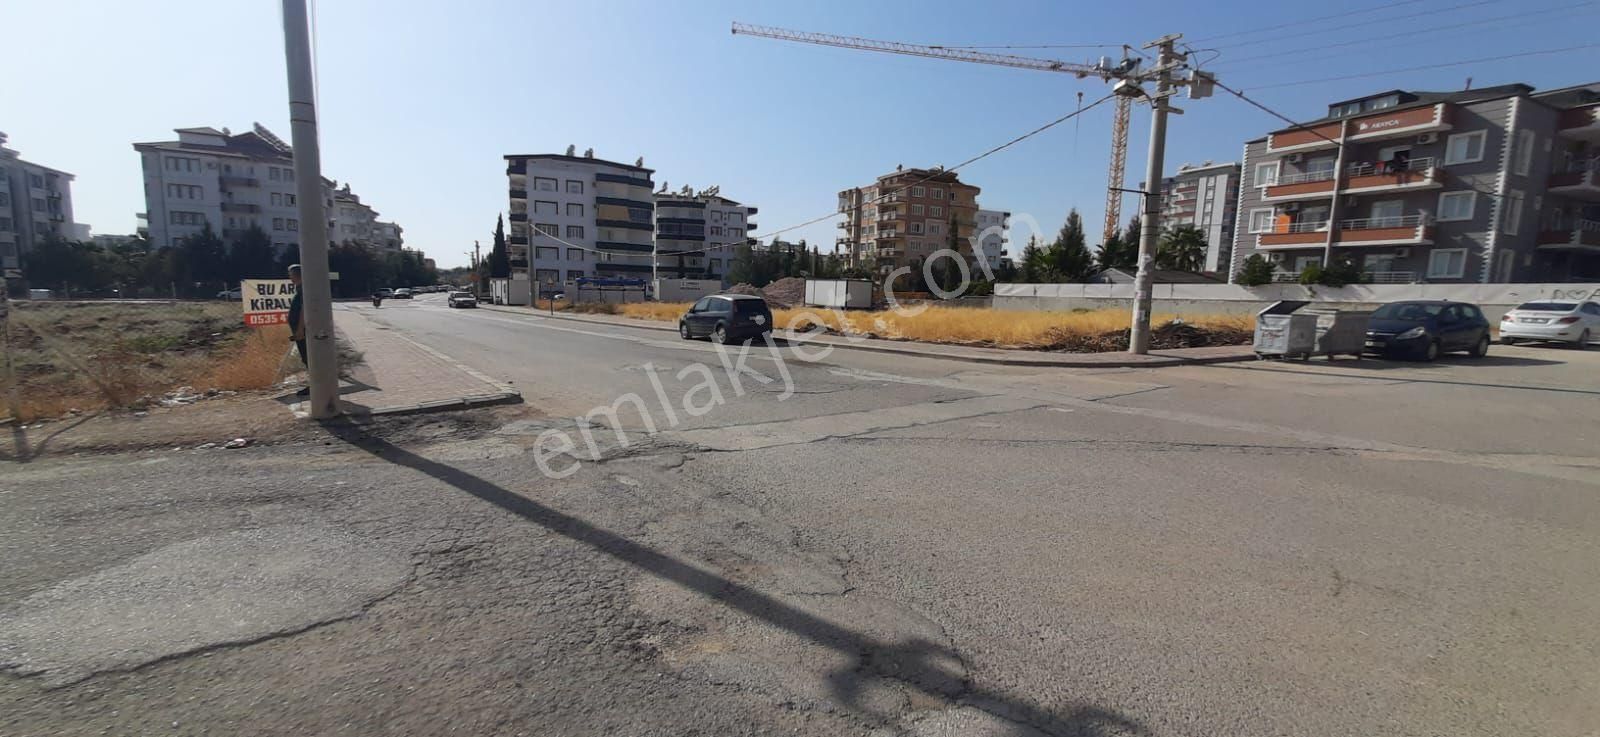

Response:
(503, 152), (654, 174)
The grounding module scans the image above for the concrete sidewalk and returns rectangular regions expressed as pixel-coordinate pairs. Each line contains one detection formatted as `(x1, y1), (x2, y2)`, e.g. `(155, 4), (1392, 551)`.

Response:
(291, 307), (520, 416)
(480, 304), (1256, 368)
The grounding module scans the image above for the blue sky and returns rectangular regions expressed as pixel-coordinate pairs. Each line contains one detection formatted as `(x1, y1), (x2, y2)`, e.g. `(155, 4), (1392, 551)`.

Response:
(3, 0), (1596, 268)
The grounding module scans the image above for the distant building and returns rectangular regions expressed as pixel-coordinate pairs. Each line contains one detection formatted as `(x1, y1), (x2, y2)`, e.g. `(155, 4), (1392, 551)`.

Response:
(1231, 82), (1600, 284)
(0, 131), (78, 272)
(375, 221), (403, 253)
(653, 188), (756, 280)
(1148, 161), (1240, 273)
(133, 124), (408, 260)
(838, 166), (981, 273)
(975, 209), (1010, 272)
(505, 150), (656, 288)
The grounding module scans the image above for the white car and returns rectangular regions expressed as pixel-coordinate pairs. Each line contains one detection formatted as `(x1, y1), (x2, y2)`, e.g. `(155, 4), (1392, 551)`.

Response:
(1499, 300), (1600, 348)
(446, 291), (478, 308)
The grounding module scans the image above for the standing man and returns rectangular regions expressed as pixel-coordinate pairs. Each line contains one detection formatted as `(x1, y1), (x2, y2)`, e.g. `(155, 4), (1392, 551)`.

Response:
(287, 264), (309, 397)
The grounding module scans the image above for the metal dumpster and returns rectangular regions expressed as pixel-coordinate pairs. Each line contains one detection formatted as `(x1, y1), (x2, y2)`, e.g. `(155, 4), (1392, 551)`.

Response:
(1305, 308), (1372, 360)
(1254, 300), (1316, 359)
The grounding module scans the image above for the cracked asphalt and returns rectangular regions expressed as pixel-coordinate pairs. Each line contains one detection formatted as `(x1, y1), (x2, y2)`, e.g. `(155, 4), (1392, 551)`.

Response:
(3, 296), (1599, 737)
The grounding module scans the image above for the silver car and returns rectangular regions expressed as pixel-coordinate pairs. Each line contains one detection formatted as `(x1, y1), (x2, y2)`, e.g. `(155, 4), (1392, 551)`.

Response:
(1498, 300), (1600, 348)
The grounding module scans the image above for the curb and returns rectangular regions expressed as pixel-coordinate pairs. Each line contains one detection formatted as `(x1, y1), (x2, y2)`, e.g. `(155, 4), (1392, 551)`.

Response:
(477, 304), (1255, 369)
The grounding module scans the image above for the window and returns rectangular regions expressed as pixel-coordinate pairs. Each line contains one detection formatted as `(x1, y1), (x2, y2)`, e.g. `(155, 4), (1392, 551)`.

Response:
(1427, 248), (1466, 279)
(1253, 161), (1279, 186)
(711, 211), (724, 223)
(1513, 130), (1534, 176)
(728, 213), (741, 223)
(29, 174), (44, 188)
(1501, 190), (1524, 235)
(566, 203), (584, 217)
(566, 270), (584, 281)
(566, 225), (584, 239)
(534, 200), (558, 216)
(909, 222), (924, 235)
(0, 193), (7, 207)
(269, 167), (281, 181)
(535, 177), (558, 191)
(911, 204), (924, 215)
(931, 206), (943, 217)
(1368, 95), (1398, 111)
(566, 180), (583, 194)
(1370, 200), (1405, 226)
(566, 248), (584, 261)
(271, 193), (282, 206)
(911, 186), (925, 197)
(1247, 208), (1276, 233)
(628, 207), (651, 223)
(534, 223), (559, 237)
(273, 217), (285, 231)
(287, 194), (296, 205)
(32, 198), (46, 212)
(0, 217), (10, 232)
(729, 228), (742, 238)
(1444, 131), (1486, 165)
(288, 219), (299, 231)
(169, 211), (205, 226)
(1437, 191), (1476, 222)
(1582, 303), (1600, 316)
(932, 188), (945, 199)
(710, 226), (723, 236)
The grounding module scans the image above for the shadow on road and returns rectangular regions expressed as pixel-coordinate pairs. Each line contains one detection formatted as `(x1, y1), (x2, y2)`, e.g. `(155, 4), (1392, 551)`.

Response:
(328, 423), (1145, 737)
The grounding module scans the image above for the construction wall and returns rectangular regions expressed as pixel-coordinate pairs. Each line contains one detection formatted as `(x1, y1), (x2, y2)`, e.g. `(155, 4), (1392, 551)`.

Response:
(993, 283), (1600, 321)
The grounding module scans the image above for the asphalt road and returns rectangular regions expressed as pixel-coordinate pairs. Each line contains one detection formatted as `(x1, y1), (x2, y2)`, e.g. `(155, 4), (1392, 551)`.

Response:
(4, 293), (1598, 737)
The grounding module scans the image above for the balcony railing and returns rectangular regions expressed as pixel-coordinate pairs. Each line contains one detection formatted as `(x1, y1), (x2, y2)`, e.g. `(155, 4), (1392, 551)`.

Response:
(1341, 214), (1427, 231)
(509, 188), (527, 199)
(1273, 169), (1336, 186)
(221, 202), (260, 213)
(1281, 219), (1329, 233)
(1363, 270), (1418, 284)
(220, 176), (260, 188)
(1346, 156), (1435, 178)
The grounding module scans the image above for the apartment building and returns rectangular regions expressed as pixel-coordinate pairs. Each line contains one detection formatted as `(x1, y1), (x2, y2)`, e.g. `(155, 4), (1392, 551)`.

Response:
(0, 132), (78, 272)
(654, 188), (756, 280)
(1230, 82), (1600, 284)
(134, 124), (406, 258)
(838, 166), (980, 273)
(975, 209), (1010, 272)
(375, 221), (403, 253)
(1152, 161), (1239, 273)
(505, 150), (655, 287)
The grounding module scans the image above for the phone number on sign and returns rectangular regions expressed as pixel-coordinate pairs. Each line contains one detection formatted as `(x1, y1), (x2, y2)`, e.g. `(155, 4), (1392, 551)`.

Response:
(245, 312), (289, 326)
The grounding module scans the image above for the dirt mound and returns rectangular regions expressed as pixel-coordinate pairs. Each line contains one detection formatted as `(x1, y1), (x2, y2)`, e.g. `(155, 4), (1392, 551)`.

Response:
(760, 277), (807, 308)
(1048, 320), (1253, 353)
(722, 283), (763, 297)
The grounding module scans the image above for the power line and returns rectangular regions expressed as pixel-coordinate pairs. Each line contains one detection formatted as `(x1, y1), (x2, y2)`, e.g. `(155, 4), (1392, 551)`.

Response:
(926, 42), (1131, 50)
(1209, 0), (1502, 50)
(520, 93), (1119, 260)
(1188, 0), (1431, 44)
(1239, 43), (1600, 90)
(1208, 1), (1593, 68)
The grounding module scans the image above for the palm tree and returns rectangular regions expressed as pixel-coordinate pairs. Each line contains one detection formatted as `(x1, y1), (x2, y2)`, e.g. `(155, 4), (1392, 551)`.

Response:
(1156, 226), (1207, 272)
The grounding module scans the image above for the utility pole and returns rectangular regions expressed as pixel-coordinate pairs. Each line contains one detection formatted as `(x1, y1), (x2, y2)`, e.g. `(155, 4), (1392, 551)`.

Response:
(280, 0), (339, 418)
(1128, 35), (1185, 355)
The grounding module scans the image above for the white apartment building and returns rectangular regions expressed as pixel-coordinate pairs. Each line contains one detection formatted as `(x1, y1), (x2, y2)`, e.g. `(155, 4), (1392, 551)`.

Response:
(1149, 161), (1241, 273)
(974, 209), (1010, 272)
(0, 132), (78, 272)
(134, 124), (404, 258)
(654, 188), (756, 280)
(505, 151), (655, 287)
(375, 221), (403, 253)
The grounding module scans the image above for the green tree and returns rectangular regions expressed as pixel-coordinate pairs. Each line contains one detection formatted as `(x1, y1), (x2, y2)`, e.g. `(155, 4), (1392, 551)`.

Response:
(727, 242), (755, 285)
(178, 225), (228, 296)
(1019, 235), (1048, 283)
(226, 226), (277, 283)
(1236, 254), (1276, 286)
(1156, 225), (1207, 272)
(1097, 228), (1136, 271)
(488, 215), (510, 278)
(1046, 209), (1094, 282)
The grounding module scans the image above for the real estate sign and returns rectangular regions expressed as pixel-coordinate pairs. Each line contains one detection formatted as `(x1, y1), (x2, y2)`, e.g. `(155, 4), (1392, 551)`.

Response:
(241, 279), (296, 327)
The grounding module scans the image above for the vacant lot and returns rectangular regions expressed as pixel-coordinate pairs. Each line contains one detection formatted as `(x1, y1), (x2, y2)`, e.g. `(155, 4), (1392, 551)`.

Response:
(3, 301), (291, 421)
(617, 302), (1254, 351)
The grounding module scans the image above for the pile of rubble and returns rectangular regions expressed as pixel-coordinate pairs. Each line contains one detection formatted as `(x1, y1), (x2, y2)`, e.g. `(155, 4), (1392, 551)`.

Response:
(140, 386), (238, 409)
(759, 277), (807, 308)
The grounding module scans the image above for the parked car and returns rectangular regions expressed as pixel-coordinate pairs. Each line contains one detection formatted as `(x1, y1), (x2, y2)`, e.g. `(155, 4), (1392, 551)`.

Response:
(216, 287), (242, 300)
(447, 291), (478, 308)
(1364, 300), (1491, 361)
(376, 288), (394, 298)
(1499, 300), (1599, 348)
(678, 294), (773, 344)
(392, 288), (413, 299)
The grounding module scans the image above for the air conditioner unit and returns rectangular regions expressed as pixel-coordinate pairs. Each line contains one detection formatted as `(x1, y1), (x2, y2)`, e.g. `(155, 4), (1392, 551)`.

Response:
(1416, 132), (1439, 144)
(1394, 247), (1411, 258)
(1286, 153), (1304, 163)
(1268, 252), (1286, 263)
(1284, 202), (1302, 212)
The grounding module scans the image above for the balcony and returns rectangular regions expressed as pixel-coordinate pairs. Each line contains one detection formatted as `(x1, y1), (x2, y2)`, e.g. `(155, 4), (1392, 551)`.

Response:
(1557, 103), (1600, 142)
(1343, 156), (1442, 194)
(1256, 219), (1329, 249)
(508, 212), (527, 222)
(1536, 220), (1600, 251)
(509, 188), (527, 200)
(506, 161), (527, 175)
(1265, 103), (1450, 153)
(220, 176), (260, 188)
(510, 235), (528, 245)
(1548, 158), (1600, 202)
(1362, 270), (1419, 284)
(1262, 169), (1336, 201)
(221, 202), (260, 213)
(1336, 214), (1434, 246)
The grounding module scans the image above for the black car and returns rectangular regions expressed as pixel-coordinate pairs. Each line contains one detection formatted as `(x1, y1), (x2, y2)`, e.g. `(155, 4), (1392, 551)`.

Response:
(1364, 300), (1491, 361)
(679, 294), (773, 344)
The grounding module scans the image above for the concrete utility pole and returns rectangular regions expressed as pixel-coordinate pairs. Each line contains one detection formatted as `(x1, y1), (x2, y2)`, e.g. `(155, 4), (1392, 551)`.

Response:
(280, 0), (339, 418)
(1128, 35), (1186, 355)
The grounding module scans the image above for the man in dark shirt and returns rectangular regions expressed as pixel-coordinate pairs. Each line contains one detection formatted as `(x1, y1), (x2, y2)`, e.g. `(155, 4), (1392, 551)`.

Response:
(286, 264), (309, 396)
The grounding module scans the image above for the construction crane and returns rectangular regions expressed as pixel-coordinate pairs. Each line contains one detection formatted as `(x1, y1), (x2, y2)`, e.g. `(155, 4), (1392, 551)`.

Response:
(731, 22), (1140, 246)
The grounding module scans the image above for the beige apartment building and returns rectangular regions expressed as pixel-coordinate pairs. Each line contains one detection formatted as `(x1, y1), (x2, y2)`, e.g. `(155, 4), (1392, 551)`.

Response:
(838, 166), (980, 273)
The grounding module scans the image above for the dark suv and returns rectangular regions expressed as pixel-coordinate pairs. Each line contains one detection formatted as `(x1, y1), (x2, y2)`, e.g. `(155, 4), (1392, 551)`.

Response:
(1364, 300), (1491, 361)
(679, 295), (773, 344)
